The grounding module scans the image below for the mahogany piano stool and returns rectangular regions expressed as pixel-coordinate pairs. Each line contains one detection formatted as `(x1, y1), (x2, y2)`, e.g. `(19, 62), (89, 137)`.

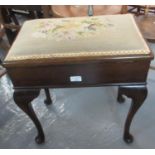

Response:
(3, 14), (154, 144)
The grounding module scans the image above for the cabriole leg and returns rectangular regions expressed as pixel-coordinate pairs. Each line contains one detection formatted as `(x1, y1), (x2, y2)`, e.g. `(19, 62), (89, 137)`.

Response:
(117, 86), (125, 103)
(13, 89), (45, 144)
(118, 85), (147, 143)
(44, 88), (52, 105)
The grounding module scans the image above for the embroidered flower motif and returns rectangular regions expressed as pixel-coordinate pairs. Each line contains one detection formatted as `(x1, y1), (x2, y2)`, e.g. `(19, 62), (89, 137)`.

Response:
(32, 17), (114, 41)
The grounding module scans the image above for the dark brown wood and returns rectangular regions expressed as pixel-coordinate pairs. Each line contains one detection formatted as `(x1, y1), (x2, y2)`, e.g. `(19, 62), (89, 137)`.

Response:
(3, 23), (20, 30)
(0, 8), (17, 44)
(129, 5), (155, 15)
(8, 8), (19, 25)
(44, 88), (52, 105)
(13, 89), (45, 144)
(118, 85), (147, 143)
(6, 59), (151, 88)
(41, 5), (51, 18)
(117, 87), (125, 103)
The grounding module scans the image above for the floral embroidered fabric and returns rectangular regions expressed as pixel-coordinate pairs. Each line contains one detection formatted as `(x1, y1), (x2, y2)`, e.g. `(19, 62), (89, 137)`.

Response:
(32, 17), (114, 41)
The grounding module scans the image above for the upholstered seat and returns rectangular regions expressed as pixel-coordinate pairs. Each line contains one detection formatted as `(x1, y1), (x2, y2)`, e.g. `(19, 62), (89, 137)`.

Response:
(3, 13), (154, 145)
(5, 14), (150, 66)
